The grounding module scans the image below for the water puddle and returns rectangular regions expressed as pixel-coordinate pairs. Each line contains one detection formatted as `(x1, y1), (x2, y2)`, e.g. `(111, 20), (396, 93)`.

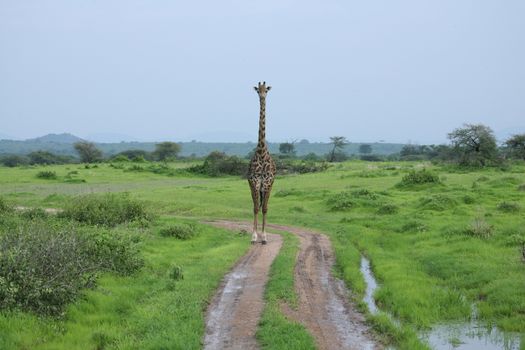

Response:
(359, 255), (523, 350)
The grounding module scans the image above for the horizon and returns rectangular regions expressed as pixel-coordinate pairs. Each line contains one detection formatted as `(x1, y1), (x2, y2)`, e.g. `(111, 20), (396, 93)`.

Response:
(1, 1), (524, 144)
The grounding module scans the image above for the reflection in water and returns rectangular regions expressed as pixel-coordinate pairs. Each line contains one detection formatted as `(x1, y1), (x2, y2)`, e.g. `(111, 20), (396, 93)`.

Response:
(359, 255), (522, 350)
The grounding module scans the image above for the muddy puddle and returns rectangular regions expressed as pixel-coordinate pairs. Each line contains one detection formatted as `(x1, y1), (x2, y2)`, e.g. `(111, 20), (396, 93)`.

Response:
(359, 255), (522, 350)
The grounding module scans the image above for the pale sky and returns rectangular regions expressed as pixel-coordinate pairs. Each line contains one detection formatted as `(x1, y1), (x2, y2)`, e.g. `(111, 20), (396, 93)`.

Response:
(1, 0), (524, 144)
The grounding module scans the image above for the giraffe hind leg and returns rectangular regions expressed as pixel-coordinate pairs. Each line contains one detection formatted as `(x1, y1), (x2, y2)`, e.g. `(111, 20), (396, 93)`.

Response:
(261, 188), (273, 245)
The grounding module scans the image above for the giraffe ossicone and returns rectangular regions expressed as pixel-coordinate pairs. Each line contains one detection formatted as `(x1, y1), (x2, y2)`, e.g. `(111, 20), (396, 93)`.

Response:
(248, 82), (276, 245)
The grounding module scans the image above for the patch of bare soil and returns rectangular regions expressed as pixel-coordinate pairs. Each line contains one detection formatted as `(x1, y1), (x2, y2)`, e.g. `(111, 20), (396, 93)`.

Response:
(204, 220), (282, 350)
(204, 220), (381, 350)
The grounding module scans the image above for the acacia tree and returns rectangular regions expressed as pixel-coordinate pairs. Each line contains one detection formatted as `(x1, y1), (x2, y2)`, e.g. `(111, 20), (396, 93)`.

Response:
(328, 136), (348, 162)
(279, 142), (296, 156)
(504, 134), (525, 160)
(447, 124), (497, 166)
(74, 141), (102, 163)
(153, 141), (181, 161)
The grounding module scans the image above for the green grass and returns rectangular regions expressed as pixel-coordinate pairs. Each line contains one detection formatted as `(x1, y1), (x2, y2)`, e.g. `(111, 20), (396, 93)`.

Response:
(257, 230), (317, 350)
(1, 160), (525, 349)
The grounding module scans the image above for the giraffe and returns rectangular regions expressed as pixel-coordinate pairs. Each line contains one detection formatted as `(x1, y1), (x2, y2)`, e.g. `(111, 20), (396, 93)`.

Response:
(248, 81), (276, 245)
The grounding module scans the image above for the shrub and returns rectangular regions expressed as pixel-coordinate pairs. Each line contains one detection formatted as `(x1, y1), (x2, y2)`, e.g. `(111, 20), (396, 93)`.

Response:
(497, 201), (521, 213)
(60, 193), (152, 227)
(398, 169), (440, 186)
(326, 192), (355, 211)
(400, 220), (428, 233)
(377, 204), (399, 215)
(463, 195), (475, 204)
(170, 265), (184, 280)
(36, 170), (57, 179)
(464, 217), (493, 238)
(0, 197), (13, 214)
(159, 224), (197, 240)
(518, 184), (525, 192)
(20, 208), (48, 220)
(189, 152), (248, 177)
(0, 221), (143, 315)
(419, 195), (456, 211)
(351, 189), (378, 200)
(274, 159), (328, 175)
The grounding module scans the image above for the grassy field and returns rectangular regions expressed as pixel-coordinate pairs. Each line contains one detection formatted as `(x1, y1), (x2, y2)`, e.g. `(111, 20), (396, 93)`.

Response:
(1, 160), (524, 349)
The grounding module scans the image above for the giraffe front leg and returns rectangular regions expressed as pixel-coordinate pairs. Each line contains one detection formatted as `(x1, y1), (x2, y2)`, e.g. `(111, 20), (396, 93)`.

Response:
(261, 212), (267, 245)
(252, 212), (258, 244)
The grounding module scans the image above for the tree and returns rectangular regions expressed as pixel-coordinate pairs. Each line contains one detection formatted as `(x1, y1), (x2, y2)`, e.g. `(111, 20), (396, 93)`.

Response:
(504, 134), (525, 160)
(279, 142), (296, 156)
(447, 124), (497, 166)
(328, 136), (348, 162)
(153, 142), (181, 161)
(358, 144), (372, 154)
(74, 142), (103, 163)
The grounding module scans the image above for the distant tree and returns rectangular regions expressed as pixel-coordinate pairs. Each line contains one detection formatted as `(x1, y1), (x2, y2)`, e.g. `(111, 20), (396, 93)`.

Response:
(504, 134), (525, 160)
(279, 142), (296, 156)
(74, 141), (103, 163)
(447, 124), (497, 166)
(115, 149), (151, 161)
(1, 155), (29, 167)
(328, 136), (348, 162)
(153, 142), (181, 161)
(28, 151), (72, 165)
(358, 144), (372, 154)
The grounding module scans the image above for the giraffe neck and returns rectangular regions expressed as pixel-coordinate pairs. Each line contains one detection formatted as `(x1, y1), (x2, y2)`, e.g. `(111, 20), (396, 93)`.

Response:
(257, 96), (267, 150)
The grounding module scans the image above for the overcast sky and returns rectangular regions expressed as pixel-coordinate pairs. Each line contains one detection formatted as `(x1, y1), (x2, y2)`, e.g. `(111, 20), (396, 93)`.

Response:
(1, 1), (524, 144)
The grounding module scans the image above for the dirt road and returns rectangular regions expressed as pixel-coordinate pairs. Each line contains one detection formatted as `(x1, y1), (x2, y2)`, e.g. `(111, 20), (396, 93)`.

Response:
(204, 220), (380, 350)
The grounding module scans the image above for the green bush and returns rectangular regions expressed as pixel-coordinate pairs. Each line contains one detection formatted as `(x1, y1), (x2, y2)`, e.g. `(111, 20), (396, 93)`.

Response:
(19, 208), (48, 220)
(60, 193), (152, 227)
(351, 189), (378, 200)
(0, 219), (143, 316)
(419, 194), (456, 211)
(36, 170), (57, 179)
(376, 204), (399, 215)
(189, 151), (248, 177)
(0, 197), (13, 214)
(170, 265), (184, 280)
(159, 224), (197, 240)
(398, 169), (440, 186)
(497, 201), (521, 213)
(326, 191), (355, 211)
(518, 184), (525, 191)
(464, 217), (493, 238)
(463, 195), (475, 204)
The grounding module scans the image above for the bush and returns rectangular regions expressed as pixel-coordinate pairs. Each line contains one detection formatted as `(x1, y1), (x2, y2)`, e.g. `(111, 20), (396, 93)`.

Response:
(326, 192), (355, 211)
(170, 265), (184, 280)
(0, 221), (143, 315)
(0, 155), (29, 167)
(159, 224), (197, 240)
(497, 201), (521, 213)
(400, 220), (428, 233)
(398, 169), (440, 186)
(0, 197), (13, 214)
(189, 152), (248, 177)
(518, 184), (525, 192)
(463, 195), (475, 204)
(20, 208), (48, 220)
(376, 204), (399, 215)
(60, 193), (152, 227)
(419, 195), (456, 211)
(36, 170), (57, 179)
(352, 189), (378, 200)
(274, 159), (328, 175)
(464, 217), (493, 238)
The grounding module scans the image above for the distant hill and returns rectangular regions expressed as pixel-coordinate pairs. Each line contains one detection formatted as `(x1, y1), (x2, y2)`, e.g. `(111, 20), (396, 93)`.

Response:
(27, 133), (85, 144)
(0, 133), (406, 158)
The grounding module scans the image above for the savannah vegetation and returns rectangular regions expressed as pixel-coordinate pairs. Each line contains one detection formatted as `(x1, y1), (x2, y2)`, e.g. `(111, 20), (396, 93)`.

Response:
(1, 124), (525, 349)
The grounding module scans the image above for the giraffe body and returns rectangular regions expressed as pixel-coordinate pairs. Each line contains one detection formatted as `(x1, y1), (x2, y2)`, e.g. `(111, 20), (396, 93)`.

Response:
(248, 82), (276, 244)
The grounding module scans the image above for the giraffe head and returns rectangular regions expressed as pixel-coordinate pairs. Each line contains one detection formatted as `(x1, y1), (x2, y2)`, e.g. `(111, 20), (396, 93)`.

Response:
(254, 81), (271, 99)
